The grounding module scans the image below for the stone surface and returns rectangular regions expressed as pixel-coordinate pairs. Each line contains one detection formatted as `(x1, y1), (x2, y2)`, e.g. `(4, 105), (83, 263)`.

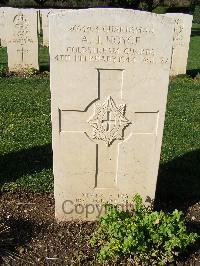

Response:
(50, 8), (174, 221)
(0, 7), (7, 47)
(165, 13), (193, 76)
(36, 9), (41, 35)
(41, 9), (67, 47)
(41, 9), (52, 47)
(6, 8), (39, 72)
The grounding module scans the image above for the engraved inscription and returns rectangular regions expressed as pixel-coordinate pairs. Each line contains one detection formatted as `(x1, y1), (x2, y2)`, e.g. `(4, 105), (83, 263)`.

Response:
(68, 25), (155, 34)
(88, 96), (131, 146)
(0, 11), (5, 27)
(13, 13), (29, 30)
(12, 12), (33, 46)
(79, 192), (130, 205)
(54, 24), (169, 65)
(173, 18), (184, 46)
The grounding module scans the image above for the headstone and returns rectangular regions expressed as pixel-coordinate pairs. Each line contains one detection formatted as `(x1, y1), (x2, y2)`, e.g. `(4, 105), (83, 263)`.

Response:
(27, 8), (41, 36)
(41, 9), (52, 47)
(50, 9), (175, 221)
(37, 9), (41, 35)
(6, 8), (39, 72)
(41, 9), (67, 47)
(0, 8), (7, 47)
(165, 13), (193, 76)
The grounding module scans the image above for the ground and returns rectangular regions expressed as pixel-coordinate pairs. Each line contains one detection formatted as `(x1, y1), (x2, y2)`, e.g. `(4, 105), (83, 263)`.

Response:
(0, 191), (199, 265)
(0, 24), (199, 265)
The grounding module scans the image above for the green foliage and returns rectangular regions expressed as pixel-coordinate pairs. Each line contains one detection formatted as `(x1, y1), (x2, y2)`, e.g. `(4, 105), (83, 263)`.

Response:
(194, 72), (200, 81)
(193, 5), (200, 23)
(0, 48), (8, 68)
(187, 24), (200, 74)
(153, 6), (169, 13)
(109, 0), (140, 8)
(20, 67), (39, 77)
(1, 0), (160, 9)
(33, 0), (48, 6)
(0, 66), (7, 77)
(90, 195), (198, 265)
(6, 0), (37, 8)
(0, 0), (195, 9)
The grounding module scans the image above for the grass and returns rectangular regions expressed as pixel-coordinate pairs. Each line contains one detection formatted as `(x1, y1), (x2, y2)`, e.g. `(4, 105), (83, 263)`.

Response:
(156, 76), (200, 207)
(0, 48), (7, 68)
(0, 77), (53, 192)
(0, 24), (199, 208)
(187, 23), (200, 76)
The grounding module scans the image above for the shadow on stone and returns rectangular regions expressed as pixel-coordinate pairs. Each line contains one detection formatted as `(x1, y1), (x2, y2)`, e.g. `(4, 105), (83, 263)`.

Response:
(155, 149), (200, 212)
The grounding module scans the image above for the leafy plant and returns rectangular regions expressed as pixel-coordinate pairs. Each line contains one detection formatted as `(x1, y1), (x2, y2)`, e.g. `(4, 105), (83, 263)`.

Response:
(90, 194), (198, 265)
(109, 0), (141, 8)
(33, 0), (48, 7)
(22, 67), (38, 77)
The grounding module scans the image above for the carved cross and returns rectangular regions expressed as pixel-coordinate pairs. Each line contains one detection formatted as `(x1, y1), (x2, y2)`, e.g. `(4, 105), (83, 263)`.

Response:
(59, 69), (157, 189)
(103, 111), (115, 131)
(17, 47), (28, 63)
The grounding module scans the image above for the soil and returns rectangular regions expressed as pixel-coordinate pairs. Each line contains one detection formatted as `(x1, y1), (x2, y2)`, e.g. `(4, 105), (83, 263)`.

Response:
(0, 190), (199, 266)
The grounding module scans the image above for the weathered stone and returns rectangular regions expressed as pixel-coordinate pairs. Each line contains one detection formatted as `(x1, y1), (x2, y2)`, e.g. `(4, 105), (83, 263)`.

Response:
(41, 9), (67, 47)
(6, 8), (39, 72)
(36, 9), (41, 35)
(0, 7), (7, 47)
(50, 9), (174, 221)
(41, 9), (52, 47)
(165, 13), (193, 75)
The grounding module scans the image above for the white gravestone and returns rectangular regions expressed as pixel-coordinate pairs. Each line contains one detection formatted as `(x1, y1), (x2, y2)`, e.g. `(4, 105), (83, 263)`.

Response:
(41, 9), (67, 47)
(6, 9), (39, 72)
(36, 9), (41, 35)
(165, 13), (193, 76)
(50, 9), (175, 221)
(0, 8), (7, 47)
(41, 9), (53, 47)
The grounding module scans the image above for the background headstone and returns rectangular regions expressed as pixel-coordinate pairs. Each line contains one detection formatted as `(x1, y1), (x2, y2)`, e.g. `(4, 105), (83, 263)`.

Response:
(41, 9), (52, 47)
(50, 9), (175, 221)
(6, 8), (39, 72)
(0, 8), (7, 47)
(41, 9), (67, 47)
(165, 13), (193, 76)
(36, 9), (41, 36)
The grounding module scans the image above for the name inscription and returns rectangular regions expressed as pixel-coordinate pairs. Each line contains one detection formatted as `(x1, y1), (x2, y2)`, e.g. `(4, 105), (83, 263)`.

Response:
(54, 24), (169, 65)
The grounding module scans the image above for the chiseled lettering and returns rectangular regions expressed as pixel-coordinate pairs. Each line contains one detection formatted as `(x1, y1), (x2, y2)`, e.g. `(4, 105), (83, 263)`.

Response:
(67, 25), (155, 34)
(106, 35), (140, 45)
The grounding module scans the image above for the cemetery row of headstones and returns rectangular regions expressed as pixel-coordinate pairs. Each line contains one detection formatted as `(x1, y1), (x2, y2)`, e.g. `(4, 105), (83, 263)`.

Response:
(0, 7), (192, 75)
(0, 7), (54, 71)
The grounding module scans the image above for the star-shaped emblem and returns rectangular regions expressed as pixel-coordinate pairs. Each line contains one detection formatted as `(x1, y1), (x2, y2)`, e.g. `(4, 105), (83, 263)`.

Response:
(88, 96), (131, 146)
